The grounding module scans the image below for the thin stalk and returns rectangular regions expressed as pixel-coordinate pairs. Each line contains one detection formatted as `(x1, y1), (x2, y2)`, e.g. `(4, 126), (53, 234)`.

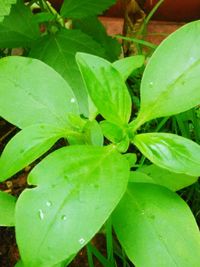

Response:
(87, 245), (95, 267)
(154, 116), (170, 132)
(137, 0), (165, 37)
(115, 35), (157, 49)
(87, 243), (110, 267)
(106, 217), (115, 266)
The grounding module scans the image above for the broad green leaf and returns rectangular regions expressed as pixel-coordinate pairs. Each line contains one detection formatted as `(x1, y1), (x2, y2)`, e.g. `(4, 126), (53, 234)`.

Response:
(76, 53), (132, 126)
(112, 55), (145, 81)
(138, 164), (198, 191)
(0, 0), (16, 22)
(136, 21), (200, 126)
(0, 190), (16, 226)
(73, 16), (121, 62)
(0, 56), (78, 129)
(16, 145), (129, 266)
(113, 183), (200, 267)
(0, 0), (39, 48)
(61, 0), (116, 19)
(29, 29), (105, 116)
(0, 124), (66, 182)
(133, 133), (200, 176)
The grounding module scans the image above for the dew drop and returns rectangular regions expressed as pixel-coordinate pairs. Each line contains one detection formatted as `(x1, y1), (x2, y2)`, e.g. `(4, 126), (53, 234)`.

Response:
(46, 201), (52, 207)
(70, 98), (76, 103)
(61, 215), (67, 221)
(149, 82), (153, 87)
(141, 209), (145, 215)
(78, 238), (85, 245)
(38, 209), (44, 220)
(190, 56), (195, 63)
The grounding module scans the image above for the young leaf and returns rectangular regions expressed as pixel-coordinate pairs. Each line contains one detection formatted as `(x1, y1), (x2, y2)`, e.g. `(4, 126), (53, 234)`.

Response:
(76, 53), (132, 126)
(0, 124), (66, 182)
(29, 29), (105, 117)
(113, 183), (200, 267)
(16, 145), (129, 266)
(112, 55), (145, 81)
(73, 16), (121, 62)
(138, 164), (198, 191)
(133, 133), (200, 176)
(0, 0), (39, 48)
(100, 121), (124, 144)
(0, 191), (16, 226)
(136, 20), (200, 125)
(0, 56), (79, 129)
(0, 0), (16, 22)
(61, 0), (116, 19)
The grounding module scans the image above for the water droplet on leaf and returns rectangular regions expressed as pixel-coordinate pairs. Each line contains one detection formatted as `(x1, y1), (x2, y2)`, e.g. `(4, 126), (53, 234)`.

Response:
(61, 215), (67, 221)
(79, 238), (85, 245)
(46, 201), (52, 207)
(149, 82), (153, 87)
(70, 98), (76, 103)
(38, 209), (45, 220)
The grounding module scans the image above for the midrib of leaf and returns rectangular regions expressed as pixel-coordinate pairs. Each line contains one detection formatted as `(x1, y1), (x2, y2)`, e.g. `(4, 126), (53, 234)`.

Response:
(2, 133), (63, 180)
(34, 147), (117, 263)
(1, 76), (68, 127)
(125, 189), (179, 267)
(140, 58), (200, 123)
(141, 135), (200, 167)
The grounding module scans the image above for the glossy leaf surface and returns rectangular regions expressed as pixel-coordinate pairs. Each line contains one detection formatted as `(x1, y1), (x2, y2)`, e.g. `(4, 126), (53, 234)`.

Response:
(16, 145), (129, 266)
(113, 183), (200, 267)
(76, 53), (132, 126)
(0, 56), (78, 128)
(61, 0), (115, 19)
(137, 21), (200, 125)
(0, 0), (16, 22)
(0, 191), (16, 226)
(138, 164), (198, 191)
(0, 0), (39, 48)
(133, 133), (200, 176)
(112, 55), (144, 81)
(30, 29), (105, 116)
(0, 124), (65, 182)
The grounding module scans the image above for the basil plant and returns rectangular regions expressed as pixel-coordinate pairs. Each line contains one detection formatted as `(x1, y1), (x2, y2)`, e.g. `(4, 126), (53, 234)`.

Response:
(0, 20), (200, 267)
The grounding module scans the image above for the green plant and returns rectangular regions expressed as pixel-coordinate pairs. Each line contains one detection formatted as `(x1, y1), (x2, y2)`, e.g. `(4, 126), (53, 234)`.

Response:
(0, 0), (120, 117)
(0, 18), (200, 267)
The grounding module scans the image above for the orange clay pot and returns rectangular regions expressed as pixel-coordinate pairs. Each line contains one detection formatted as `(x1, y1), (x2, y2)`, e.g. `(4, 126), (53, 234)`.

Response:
(144, 0), (200, 22)
(48, 0), (200, 22)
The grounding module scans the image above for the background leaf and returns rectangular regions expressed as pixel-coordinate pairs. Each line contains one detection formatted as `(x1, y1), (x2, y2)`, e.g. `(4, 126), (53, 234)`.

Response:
(136, 21), (200, 125)
(0, 0), (39, 48)
(133, 133), (200, 176)
(76, 53), (132, 126)
(73, 16), (121, 62)
(113, 183), (200, 267)
(0, 0), (16, 22)
(16, 145), (129, 266)
(61, 0), (116, 19)
(0, 56), (78, 128)
(0, 124), (65, 182)
(112, 55), (144, 81)
(137, 164), (198, 191)
(0, 191), (16, 226)
(30, 29), (105, 117)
